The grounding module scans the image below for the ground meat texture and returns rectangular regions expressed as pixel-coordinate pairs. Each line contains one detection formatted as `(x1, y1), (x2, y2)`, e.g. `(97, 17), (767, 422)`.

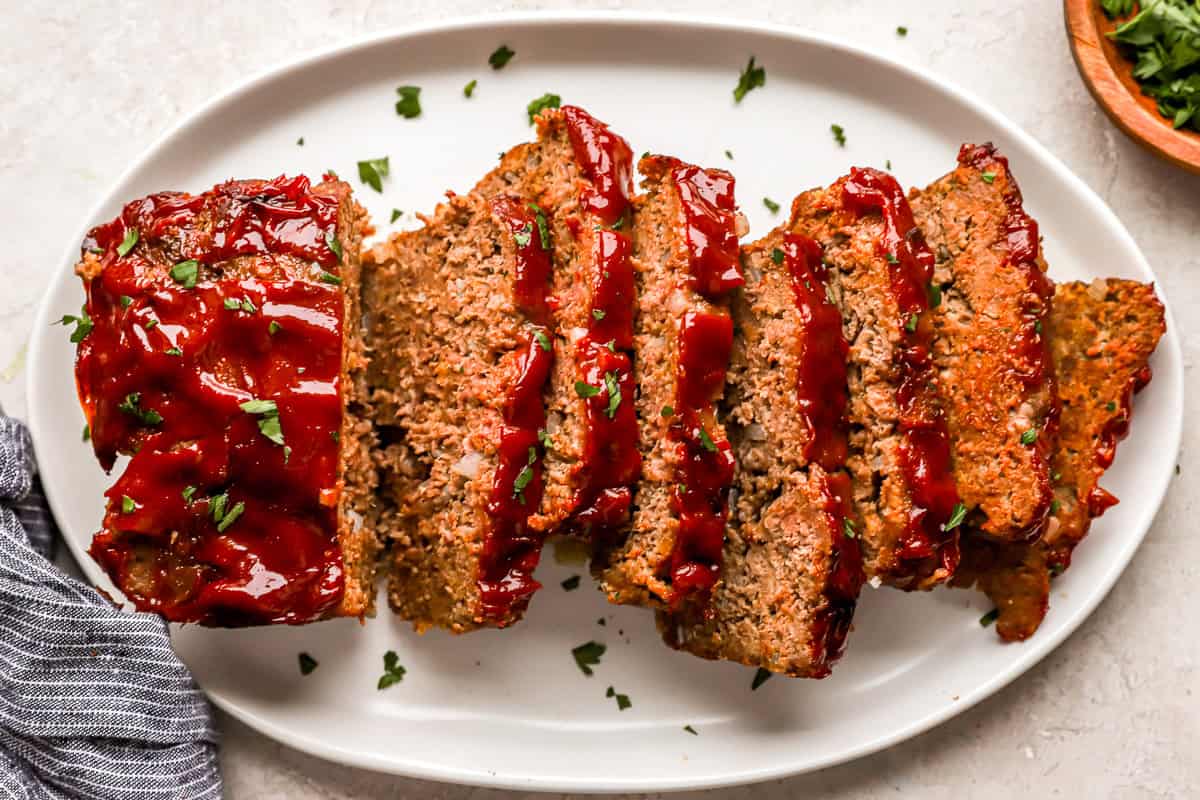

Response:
(909, 144), (1057, 542)
(954, 279), (1165, 641)
(788, 177), (959, 590)
(660, 231), (864, 678)
(77, 177), (378, 624)
(364, 193), (547, 632)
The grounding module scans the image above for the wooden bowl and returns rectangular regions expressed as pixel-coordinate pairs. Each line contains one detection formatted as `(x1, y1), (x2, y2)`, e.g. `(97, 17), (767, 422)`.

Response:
(1065, 0), (1200, 173)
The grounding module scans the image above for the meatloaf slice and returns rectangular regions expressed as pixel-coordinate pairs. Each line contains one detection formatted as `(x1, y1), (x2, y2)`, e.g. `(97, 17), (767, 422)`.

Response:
(910, 143), (1057, 542)
(954, 279), (1165, 641)
(787, 169), (962, 590)
(365, 191), (556, 632)
(660, 230), (864, 678)
(474, 106), (641, 539)
(77, 175), (378, 625)
(592, 155), (746, 611)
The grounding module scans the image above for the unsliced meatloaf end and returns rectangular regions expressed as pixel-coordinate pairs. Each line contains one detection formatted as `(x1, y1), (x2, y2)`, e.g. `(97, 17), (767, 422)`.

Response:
(660, 230), (864, 678)
(75, 175), (377, 625)
(954, 279), (1165, 641)
(365, 190), (555, 632)
(787, 170), (962, 590)
(910, 143), (1057, 542)
(593, 154), (746, 611)
(474, 106), (641, 541)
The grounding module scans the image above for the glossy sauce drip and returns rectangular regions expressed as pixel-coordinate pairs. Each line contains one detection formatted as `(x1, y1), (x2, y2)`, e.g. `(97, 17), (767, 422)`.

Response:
(842, 168), (960, 572)
(562, 105), (634, 226)
(492, 197), (553, 321)
(958, 143), (1059, 537)
(781, 234), (864, 670)
(671, 162), (744, 296)
(80, 270), (345, 624)
(1086, 363), (1152, 518)
(559, 109), (642, 536)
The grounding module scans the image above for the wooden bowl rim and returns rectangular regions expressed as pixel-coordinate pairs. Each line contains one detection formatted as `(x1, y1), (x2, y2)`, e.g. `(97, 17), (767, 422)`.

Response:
(1064, 0), (1200, 174)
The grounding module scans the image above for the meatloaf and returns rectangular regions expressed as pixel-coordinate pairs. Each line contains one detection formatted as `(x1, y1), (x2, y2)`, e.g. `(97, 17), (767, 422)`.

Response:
(660, 228), (865, 678)
(592, 155), (747, 611)
(910, 143), (1057, 542)
(954, 279), (1165, 640)
(787, 169), (962, 590)
(77, 175), (378, 625)
(365, 192), (556, 631)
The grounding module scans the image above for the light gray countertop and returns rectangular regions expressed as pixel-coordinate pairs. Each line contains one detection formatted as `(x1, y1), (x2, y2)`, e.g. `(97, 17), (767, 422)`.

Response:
(2, 1), (1196, 797)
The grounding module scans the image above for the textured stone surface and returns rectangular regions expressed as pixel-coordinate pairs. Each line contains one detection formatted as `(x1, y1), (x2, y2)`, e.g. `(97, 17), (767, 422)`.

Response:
(2, 1), (1196, 797)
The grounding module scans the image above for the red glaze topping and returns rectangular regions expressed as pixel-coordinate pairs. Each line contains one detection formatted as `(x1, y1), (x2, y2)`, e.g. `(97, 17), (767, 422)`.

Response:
(559, 113), (641, 536)
(842, 168), (960, 572)
(1085, 363), (1152, 519)
(562, 106), (634, 226)
(80, 270), (345, 623)
(780, 234), (863, 671)
(958, 143), (1059, 538)
(670, 162), (745, 296)
(476, 199), (558, 621)
(667, 311), (736, 599)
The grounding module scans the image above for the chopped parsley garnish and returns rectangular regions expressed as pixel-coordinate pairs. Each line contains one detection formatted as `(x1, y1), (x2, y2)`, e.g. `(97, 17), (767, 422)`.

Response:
(209, 492), (228, 524)
(561, 575), (581, 591)
(390, 208), (403, 223)
(1106, 1), (1200, 132)
(751, 667), (772, 690)
(533, 329), (552, 352)
(592, 308), (607, 321)
(357, 156), (390, 193)
(897, 26), (909, 36)
(325, 231), (343, 263)
(575, 381), (602, 399)
(117, 228), (139, 257)
(572, 641), (606, 676)
(118, 392), (162, 426)
(319, 271), (342, 285)
(981, 171), (997, 184)
(604, 371), (621, 419)
(513, 448), (537, 502)
(527, 93), (562, 124)
(528, 202), (551, 248)
(121, 495), (135, 514)
(762, 196), (780, 214)
(143, 318), (159, 330)
(733, 56), (766, 103)
(928, 283), (942, 308)
(240, 399), (277, 415)
(905, 313), (919, 333)
(395, 85), (421, 118)
(56, 306), (93, 344)
(216, 501), (245, 533)
(698, 428), (718, 453)
(1020, 428), (1038, 445)
(297, 137), (305, 146)
(82, 424), (90, 442)
(1035, 319), (1043, 334)
(298, 652), (318, 675)
(489, 45), (515, 69)
(538, 429), (551, 448)
(164, 347), (182, 357)
(268, 321), (281, 335)
(223, 298), (241, 310)
(725, 149), (734, 160)
(943, 501), (967, 531)
(514, 222), (533, 248)
(182, 485), (197, 502)
(831, 124), (847, 147)
(377, 650), (406, 689)
(1050, 498), (1062, 515)
(885, 252), (899, 264)
(463, 79), (477, 98)
(683, 725), (698, 735)
(886, 159), (893, 170)
(1049, 562), (1066, 577)
(979, 608), (1000, 627)
(771, 248), (785, 265)
(120, 295), (132, 309)
(842, 518), (857, 539)
(240, 398), (285, 446)
(660, 405), (674, 418)
(1106, 401), (1118, 412)
(170, 259), (199, 288)
(605, 686), (632, 711)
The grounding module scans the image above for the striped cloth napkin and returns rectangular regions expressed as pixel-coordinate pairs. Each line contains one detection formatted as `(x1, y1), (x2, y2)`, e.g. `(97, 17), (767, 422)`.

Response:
(0, 412), (222, 799)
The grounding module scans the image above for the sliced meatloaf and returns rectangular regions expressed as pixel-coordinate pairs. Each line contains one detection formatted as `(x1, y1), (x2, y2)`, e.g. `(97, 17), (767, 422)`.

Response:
(592, 155), (746, 611)
(473, 106), (641, 539)
(365, 192), (556, 631)
(910, 143), (1057, 542)
(787, 169), (962, 590)
(77, 175), (377, 625)
(660, 230), (865, 678)
(954, 279), (1165, 641)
